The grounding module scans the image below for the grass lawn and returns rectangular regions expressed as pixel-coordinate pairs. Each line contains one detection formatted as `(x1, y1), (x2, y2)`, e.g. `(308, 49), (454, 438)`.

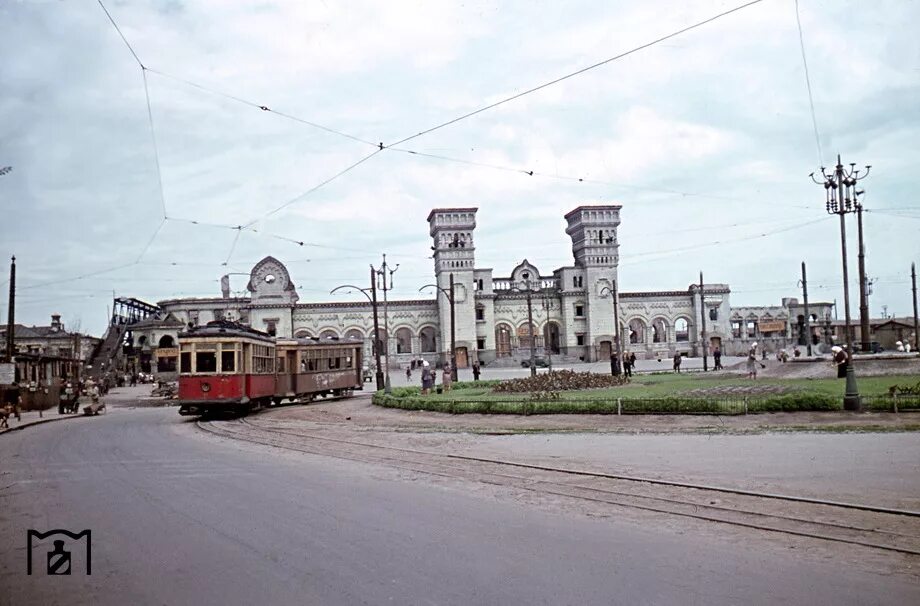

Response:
(412, 373), (920, 403)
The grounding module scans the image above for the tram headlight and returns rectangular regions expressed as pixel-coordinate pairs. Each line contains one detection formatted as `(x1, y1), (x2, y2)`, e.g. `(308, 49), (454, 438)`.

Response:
(200, 382), (211, 393)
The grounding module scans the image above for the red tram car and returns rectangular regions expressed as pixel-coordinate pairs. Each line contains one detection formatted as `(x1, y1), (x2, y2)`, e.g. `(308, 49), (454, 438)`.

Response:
(177, 321), (363, 416)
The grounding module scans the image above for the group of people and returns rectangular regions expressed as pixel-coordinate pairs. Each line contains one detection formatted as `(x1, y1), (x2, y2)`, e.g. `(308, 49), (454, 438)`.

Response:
(609, 351), (637, 377)
(59, 378), (104, 414)
(413, 360), (483, 395)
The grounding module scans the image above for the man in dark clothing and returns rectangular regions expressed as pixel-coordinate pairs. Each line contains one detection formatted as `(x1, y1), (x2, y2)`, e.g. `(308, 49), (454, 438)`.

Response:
(622, 352), (632, 378)
(713, 347), (722, 370)
(472, 361), (481, 381)
(673, 353), (682, 373)
(610, 352), (620, 377)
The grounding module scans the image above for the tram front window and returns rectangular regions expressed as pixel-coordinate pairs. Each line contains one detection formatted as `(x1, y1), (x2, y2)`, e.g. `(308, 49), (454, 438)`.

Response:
(196, 352), (217, 373)
(180, 352), (191, 373)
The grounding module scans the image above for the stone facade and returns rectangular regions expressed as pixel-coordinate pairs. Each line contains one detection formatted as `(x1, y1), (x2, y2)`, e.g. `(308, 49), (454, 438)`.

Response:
(133, 205), (832, 374)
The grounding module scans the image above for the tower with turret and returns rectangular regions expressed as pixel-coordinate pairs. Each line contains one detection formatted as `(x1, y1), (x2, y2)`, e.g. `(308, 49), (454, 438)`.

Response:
(565, 205), (621, 361)
(428, 208), (478, 366)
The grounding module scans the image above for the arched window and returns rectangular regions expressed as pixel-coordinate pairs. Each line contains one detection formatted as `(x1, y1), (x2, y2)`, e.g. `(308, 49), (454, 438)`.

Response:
(495, 324), (512, 357)
(419, 327), (436, 353)
(320, 329), (338, 339)
(675, 318), (690, 342)
(294, 329), (312, 338)
(374, 328), (387, 356)
(628, 319), (646, 344)
(517, 322), (537, 350)
(344, 329), (363, 342)
(158, 335), (174, 348)
(395, 327), (413, 354)
(651, 319), (667, 343)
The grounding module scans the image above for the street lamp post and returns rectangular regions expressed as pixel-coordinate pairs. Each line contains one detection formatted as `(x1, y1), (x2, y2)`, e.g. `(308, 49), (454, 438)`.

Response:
(374, 255), (399, 394)
(419, 273), (457, 382)
(599, 279), (625, 378)
(541, 295), (553, 372)
(330, 276), (383, 391)
(811, 155), (870, 410)
(508, 276), (537, 377)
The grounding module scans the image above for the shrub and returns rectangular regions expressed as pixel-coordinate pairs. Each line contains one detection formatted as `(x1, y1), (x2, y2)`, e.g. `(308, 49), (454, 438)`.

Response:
(492, 370), (627, 393)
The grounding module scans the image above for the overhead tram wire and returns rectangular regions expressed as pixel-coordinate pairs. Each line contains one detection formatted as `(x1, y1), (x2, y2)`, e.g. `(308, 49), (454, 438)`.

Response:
(142, 69), (168, 219)
(135, 217), (167, 263)
(144, 68), (379, 148)
(385, 0), (767, 149)
(794, 0), (824, 168)
(97, 0), (144, 69)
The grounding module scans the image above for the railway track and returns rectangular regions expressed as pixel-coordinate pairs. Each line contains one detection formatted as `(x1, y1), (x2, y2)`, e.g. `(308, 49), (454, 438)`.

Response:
(197, 418), (920, 557)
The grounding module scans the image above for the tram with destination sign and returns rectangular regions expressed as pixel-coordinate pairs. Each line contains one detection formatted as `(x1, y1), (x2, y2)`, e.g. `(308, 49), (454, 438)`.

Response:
(177, 321), (363, 416)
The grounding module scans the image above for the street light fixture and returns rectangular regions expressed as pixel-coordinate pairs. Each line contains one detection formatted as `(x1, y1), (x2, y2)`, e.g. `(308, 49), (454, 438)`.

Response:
(508, 274), (538, 377)
(419, 273), (457, 382)
(330, 278), (384, 391)
(811, 155), (870, 411)
(599, 279), (625, 377)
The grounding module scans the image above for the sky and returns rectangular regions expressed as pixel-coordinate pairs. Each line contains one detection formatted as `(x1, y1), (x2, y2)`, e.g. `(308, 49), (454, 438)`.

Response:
(1, 0), (918, 337)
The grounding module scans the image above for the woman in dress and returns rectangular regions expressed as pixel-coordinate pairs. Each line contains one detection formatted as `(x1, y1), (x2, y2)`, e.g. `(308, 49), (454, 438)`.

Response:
(441, 363), (452, 392)
(746, 342), (758, 380)
(421, 361), (433, 395)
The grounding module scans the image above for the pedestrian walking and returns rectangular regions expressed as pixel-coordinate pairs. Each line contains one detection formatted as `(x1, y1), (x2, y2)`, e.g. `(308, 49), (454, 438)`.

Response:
(713, 347), (722, 370)
(672, 352), (682, 373)
(622, 351), (632, 378)
(405, 365), (412, 381)
(442, 363), (452, 392)
(832, 345), (847, 378)
(420, 361), (433, 395)
(472, 361), (481, 382)
(747, 342), (758, 380)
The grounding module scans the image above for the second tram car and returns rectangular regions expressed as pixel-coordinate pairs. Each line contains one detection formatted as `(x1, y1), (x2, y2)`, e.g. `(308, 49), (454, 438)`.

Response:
(177, 321), (363, 416)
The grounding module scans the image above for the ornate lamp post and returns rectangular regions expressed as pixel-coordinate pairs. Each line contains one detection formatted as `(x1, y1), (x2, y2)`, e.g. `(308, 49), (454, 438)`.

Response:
(508, 275), (537, 377)
(330, 275), (384, 391)
(599, 279), (625, 377)
(419, 273), (457, 382)
(811, 155), (870, 411)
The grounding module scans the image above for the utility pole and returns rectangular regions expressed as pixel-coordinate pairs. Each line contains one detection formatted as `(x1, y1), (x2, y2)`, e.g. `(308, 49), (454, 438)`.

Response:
(541, 295), (553, 372)
(699, 272), (708, 371)
(612, 280), (624, 376)
(419, 273), (457, 381)
(449, 273), (457, 381)
(912, 262), (919, 353)
(369, 267), (384, 390)
(800, 262), (813, 357)
(330, 273), (384, 391)
(526, 284), (536, 377)
(5, 256), (15, 362)
(374, 254), (399, 394)
(856, 203), (871, 352)
(812, 155), (870, 411)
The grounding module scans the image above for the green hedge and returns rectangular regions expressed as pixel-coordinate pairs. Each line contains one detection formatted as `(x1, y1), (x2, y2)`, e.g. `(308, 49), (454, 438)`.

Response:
(372, 391), (850, 415)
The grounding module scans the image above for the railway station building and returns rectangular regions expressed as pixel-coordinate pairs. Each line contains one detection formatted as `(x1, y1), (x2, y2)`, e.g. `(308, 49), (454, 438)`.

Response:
(129, 205), (833, 375)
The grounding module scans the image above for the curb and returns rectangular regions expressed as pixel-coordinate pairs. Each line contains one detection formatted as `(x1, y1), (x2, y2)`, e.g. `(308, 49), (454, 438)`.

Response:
(0, 413), (86, 437)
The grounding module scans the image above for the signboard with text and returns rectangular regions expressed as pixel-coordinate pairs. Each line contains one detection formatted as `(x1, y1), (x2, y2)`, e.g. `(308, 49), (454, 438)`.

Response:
(0, 362), (14, 385)
(758, 320), (787, 333)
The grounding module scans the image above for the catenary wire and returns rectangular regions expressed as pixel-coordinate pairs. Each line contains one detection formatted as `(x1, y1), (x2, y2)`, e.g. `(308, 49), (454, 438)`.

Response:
(794, 0), (824, 168)
(386, 0), (767, 148)
(142, 69), (168, 218)
(97, 0), (144, 69)
(144, 68), (378, 148)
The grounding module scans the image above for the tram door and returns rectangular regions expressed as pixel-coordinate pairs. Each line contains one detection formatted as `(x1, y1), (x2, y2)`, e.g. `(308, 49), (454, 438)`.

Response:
(286, 350), (297, 396)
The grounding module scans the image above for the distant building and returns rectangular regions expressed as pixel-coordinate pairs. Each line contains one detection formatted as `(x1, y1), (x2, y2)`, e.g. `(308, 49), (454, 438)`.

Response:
(124, 205), (835, 376)
(0, 314), (99, 361)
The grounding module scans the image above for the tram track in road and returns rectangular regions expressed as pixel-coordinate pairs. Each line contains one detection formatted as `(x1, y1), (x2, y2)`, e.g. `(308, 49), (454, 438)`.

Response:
(197, 418), (920, 558)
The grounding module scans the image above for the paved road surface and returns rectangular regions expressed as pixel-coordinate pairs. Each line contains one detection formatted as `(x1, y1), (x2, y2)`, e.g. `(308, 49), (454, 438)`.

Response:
(1, 408), (916, 605)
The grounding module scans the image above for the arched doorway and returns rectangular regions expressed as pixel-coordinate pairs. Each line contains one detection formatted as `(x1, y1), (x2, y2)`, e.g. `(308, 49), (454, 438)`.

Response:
(543, 322), (561, 354)
(495, 324), (512, 357)
(158, 335), (174, 348)
(628, 319), (646, 344)
(395, 327), (413, 354)
(517, 323), (537, 351)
